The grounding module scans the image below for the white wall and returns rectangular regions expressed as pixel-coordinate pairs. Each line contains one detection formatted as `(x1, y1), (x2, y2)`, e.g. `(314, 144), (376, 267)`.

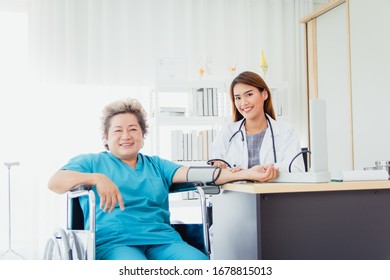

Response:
(349, 0), (390, 169)
(316, 2), (353, 179)
(312, 0), (390, 177)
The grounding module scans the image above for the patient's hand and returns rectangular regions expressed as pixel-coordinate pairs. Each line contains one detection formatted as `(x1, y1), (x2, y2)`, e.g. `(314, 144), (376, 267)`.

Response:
(95, 174), (125, 213)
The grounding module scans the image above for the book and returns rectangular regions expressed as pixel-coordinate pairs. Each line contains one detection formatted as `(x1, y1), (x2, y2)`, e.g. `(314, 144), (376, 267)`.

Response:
(197, 134), (203, 160)
(191, 130), (198, 161)
(177, 130), (184, 161)
(195, 88), (204, 116)
(171, 130), (179, 161)
(200, 130), (208, 160)
(187, 132), (192, 161)
(183, 133), (188, 161)
(207, 129), (214, 158)
(212, 88), (218, 116)
(207, 88), (213, 116)
(171, 130), (185, 161)
(202, 88), (208, 116)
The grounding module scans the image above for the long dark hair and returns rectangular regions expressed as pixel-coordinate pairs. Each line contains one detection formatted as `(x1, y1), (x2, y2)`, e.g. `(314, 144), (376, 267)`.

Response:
(229, 71), (276, 122)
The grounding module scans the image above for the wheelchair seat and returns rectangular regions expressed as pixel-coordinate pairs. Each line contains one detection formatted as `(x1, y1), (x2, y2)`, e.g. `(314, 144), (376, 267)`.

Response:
(43, 182), (219, 260)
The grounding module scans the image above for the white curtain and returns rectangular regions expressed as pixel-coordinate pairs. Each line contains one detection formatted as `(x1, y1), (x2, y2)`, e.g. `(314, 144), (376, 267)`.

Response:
(29, 0), (313, 82)
(0, 0), (316, 259)
(29, 0), (315, 140)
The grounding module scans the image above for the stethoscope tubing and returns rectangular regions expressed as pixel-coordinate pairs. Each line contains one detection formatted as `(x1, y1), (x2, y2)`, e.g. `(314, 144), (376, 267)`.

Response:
(228, 115), (277, 163)
(228, 119), (246, 142)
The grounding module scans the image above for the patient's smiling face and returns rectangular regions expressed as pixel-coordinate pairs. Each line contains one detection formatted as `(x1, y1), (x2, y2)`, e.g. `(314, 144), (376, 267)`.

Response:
(105, 113), (144, 166)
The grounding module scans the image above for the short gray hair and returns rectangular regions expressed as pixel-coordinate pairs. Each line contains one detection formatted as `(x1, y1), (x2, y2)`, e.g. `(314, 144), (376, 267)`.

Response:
(101, 98), (148, 149)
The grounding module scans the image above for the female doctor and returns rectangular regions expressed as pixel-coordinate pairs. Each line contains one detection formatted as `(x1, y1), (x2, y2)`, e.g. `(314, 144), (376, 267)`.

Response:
(210, 71), (305, 172)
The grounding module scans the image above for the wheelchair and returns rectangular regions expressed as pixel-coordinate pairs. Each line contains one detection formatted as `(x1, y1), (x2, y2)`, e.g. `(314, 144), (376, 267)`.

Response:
(43, 181), (219, 260)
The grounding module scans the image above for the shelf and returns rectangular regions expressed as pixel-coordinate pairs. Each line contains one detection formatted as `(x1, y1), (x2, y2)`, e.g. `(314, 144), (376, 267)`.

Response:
(151, 79), (230, 159)
(152, 115), (230, 126)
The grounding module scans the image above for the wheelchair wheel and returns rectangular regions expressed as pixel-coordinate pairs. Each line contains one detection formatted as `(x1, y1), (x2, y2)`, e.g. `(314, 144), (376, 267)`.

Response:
(43, 228), (71, 260)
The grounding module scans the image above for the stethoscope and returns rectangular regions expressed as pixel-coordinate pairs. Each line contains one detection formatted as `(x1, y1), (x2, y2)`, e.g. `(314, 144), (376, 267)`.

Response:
(208, 115), (277, 168)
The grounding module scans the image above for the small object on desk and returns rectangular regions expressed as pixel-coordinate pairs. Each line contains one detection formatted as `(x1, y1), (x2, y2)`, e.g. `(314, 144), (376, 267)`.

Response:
(375, 160), (390, 178)
(331, 179), (343, 182)
(342, 170), (389, 182)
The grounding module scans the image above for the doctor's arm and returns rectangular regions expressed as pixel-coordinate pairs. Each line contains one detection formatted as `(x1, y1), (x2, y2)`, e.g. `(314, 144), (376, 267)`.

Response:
(172, 164), (278, 184)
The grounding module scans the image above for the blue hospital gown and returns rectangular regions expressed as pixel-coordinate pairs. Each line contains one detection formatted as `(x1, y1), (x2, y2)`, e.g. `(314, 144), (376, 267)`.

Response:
(61, 151), (183, 258)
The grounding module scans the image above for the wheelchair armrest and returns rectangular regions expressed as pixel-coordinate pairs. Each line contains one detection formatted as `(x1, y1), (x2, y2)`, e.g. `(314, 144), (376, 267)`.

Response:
(67, 184), (96, 232)
(169, 182), (220, 195)
(199, 184), (220, 195)
(169, 182), (203, 193)
(68, 184), (94, 200)
(70, 184), (93, 192)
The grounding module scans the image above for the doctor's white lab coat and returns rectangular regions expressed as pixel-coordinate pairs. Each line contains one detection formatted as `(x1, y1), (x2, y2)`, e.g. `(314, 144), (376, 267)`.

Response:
(210, 116), (305, 172)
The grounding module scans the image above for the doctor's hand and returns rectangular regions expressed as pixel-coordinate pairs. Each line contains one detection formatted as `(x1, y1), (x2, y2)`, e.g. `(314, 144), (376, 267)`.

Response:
(94, 173), (125, 213)
(248, 164), (279, 182)
(230, 166), (243, 173)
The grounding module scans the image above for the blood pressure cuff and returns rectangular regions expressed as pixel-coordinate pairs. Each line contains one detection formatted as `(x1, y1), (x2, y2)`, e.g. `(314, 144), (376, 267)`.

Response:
(186, 166), (221, 185)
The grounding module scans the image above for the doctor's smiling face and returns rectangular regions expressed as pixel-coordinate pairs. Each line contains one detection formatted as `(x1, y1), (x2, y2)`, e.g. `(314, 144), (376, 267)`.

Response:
(233, 83), (268, 121)
(229, 71), (275, 122)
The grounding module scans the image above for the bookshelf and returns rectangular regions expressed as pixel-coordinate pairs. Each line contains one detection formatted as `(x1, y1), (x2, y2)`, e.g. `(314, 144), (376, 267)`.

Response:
(149, 80), (230, 165)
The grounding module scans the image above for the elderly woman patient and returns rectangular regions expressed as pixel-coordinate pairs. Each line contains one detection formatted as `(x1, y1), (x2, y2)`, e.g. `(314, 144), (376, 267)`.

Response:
(48, 98), (279, 260)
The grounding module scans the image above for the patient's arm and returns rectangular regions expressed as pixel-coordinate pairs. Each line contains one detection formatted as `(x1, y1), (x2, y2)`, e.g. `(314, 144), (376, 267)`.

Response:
(172, 164), (278, 184)
(48, 170), (124, 212)
(48, 170), (99, 194)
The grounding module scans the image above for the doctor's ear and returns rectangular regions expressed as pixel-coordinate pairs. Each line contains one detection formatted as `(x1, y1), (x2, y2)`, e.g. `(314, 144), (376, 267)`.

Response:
(262, 90), (269, 100)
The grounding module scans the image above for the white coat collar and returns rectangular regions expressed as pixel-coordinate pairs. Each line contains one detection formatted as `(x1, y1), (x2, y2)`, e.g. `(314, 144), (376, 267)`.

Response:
(266, 114), (280, 136)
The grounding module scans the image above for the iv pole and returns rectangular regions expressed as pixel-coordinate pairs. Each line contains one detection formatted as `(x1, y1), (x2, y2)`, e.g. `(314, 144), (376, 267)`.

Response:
(0, 162), (24, 260)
